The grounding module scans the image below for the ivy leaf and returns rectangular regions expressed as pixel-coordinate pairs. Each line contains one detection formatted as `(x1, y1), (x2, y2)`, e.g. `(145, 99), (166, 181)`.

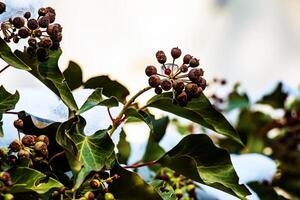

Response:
(63, 61), (83, 91)
(124, 108), (153, 131)
(257, 82), (288, 109)
(76, 88), (119, 115)
(117, 129), (131, 164)
(8, 167), (63, 194)
(225, 83), (250, 112)
(146, 92), (243, 145)
(0, 38), (31, 70)
(248, 182), (287, 200)
(151, 180), (177, 200)
(157, 134), (251, 199)
(39, 49), (78, 111)
(56, 117), (115, 189)
(0, 86), (19, 137)
(109, 163), (163, 200)
(84, 75), (130, 103)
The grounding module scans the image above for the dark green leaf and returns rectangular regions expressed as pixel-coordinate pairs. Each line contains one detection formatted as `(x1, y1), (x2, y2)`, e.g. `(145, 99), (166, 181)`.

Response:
(248, 182), (287, 200)
(39, 49), (78, 111)
(257, 82), (288, 109)
(76, 88), (119, 115)
(56, 117), (115, 189)
(8, 167), (63, 194)
(63, 61), (83, 90)
(157, 134), (250, 199)
(0, 38), (31, 70)
(84, 75), (130, 103)
(146, 92), (243, 145)
(225, 83), (250, 112)
(109, 163), (163, 200)
(124, 108), (153, 131)
(117, 129), (131, 164)
(152, 116), (169, 142)
(0, 86), (19, 137)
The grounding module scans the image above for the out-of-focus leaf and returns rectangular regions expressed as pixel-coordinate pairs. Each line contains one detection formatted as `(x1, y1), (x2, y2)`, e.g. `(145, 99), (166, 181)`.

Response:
(84, 75), (130, 103)
(157, 134), (250, 199)
(9, 167), (63, 194)
(248, 182), (287, 200)
(257, 82), (288, 109)
(0, 38), (31, 70)
(109, 163), (163, 200)
(171, 119), (194, 136)
(63, 61), (83, 90)
(56, 116), (115, 189)
(146, 92), (244, 145)
(151, 180), (177, 200)
(225, 83), (250, 112)
(0, 86), (19, 137)
(117, 129), (131, 164)
(76, 88), (118, 115)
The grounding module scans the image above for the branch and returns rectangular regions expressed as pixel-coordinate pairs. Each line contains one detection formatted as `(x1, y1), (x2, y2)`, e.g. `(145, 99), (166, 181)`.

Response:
(123, 160), (157, 169)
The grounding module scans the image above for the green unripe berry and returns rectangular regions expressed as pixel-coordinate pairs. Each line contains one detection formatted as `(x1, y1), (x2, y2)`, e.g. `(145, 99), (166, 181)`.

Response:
(18, 149), (30, 158)
(0, 171), (10, 181)
(104, 192), (115, 200)
(84, 191), (95, 200)
(3, 193), (15, 200)
(90, 179), (101, 189)
(9, 140), (22, 152)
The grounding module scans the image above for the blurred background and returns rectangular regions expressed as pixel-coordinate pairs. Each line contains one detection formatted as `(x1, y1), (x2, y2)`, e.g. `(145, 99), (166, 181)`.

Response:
(1, 0), (300, 98)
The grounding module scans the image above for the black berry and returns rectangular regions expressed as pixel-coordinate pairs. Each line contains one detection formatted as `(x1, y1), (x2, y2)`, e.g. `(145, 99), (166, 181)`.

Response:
(183, 54), (193, 64)
(18, 27), (30, 38)
(22, 135), (36, 147)
(38, 16), (50, 28)
(189, 58), (200, 68)
(24, 12), (31, 19)
(28, 38), (37, 47)
(27, 19), (39, 30)
(173, 80), (184, 93)
(13, 119), (24, 129)
(47, 23), (62, 36)
(176, 91), (188, 106)
(156, 51), (167, 64)
(193, 87), (203, 98)
(180, 64), (188, 73)
(0, 2), (6, 14)
(36, 47), (49, 62)
(161, 79), (172, 91)
(39, 38), (53, 48)
(155, 87), (162, 94)
(185, 83), (198, 96)
(171, 47), (181, 59)
(46, 12), (56, 23)
(38, 8), (47, 16)
(145, 65), (157, 77)
(12, 17), (25, 28)
(12, 36), (19, 43)
(188, 68), (204, 82)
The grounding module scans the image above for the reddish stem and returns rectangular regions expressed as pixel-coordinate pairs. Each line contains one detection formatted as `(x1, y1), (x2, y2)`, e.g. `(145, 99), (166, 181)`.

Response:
(124, 160), (157, 169)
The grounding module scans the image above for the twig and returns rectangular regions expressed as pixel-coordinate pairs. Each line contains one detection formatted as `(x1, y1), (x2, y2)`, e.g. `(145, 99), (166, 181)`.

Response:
(124, 160), (157, 169)
(0, 65), (10, 74)
(107, 108), (114, 122)
(4, 111), (19, 115)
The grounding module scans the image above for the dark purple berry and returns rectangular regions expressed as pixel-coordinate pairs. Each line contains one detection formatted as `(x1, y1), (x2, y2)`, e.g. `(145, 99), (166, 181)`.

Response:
(183, 54), (193, 64)
(13, 119), (23, 129)
(197, 77), (207, 90)
(28, 38), (37, 47)
(12, 36), (19, 43)
(50, 32), (62, 42)
(36, 47), (49, 62)
(12, 17), (25, 28)
(38, 16), (50, 28)
(148, 75), (161, 87)
(46, 7), (56, 14)
(39, 38), (53, 48)
(0, 2), (6, 14)
(161, 79), (172, 91)
(156, 51), (167, 64)
(26, 46), (36, 57)
(50, 42), (60, 50)
(154, 87), (162, 94)
(18, 27), (30, 38)
(173, 80), (185, 92)
(24, 12), (31, 19)
(27, 19), (39, 30)
(164, 68), (171, 75)
(180, 64), (188, 73)
(171, 47), (181, 59)
(46, 12), (55, 23)
(145, 65), (157, 76)
(193, 87), (203, 98)
(185, 83), (198, 96)
(47, 23), (62, 36)
(38, 8), (47, 16)
(176, 91), (188, 106)
(189, 58), (200, 68)
(22, 135), (36, 147)
(85, 192), (95, 200)
(188, 68), (204, 82)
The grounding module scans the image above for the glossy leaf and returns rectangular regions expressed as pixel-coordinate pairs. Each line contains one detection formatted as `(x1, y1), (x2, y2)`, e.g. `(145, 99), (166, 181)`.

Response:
(157, 134), (250, 199)
(117, 129), (131, 164)
(124, 108), (153, 130)
(39, 49), (78, 111)
(9, 167), (63, 194)
(76, 88), (119, 115)
(248, 182), (287, 200)
(84, 75), (130, 103)
(257, 82), (288, 109)
(0, 38), (31, 70)
(0, 86), (19, 137)
(146, 92), (243, 145)
(56, 117), (115, 189)
(109, 163), (163, 200)
(63, 61), (83, 90)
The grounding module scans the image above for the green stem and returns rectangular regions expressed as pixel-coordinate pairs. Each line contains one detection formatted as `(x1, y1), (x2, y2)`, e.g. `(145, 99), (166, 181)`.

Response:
(0, 65), (10, 74)
(108, 86), (152, 136)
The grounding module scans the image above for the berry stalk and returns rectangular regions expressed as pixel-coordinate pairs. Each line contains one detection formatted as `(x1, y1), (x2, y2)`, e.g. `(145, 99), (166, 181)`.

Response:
(108, 86), (152, 136)
(0, 64), (10, 74)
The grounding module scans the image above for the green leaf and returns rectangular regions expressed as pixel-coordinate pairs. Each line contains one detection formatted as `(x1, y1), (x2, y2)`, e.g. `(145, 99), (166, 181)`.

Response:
(157, 134), (250, 199)
(76, 88), (119, 115)
(124, 108), (153, 130)
(8, 167), (63, 194)
(117, 129), (131, 164)
(257, 82), (288, 109)
(0, 86), (19, 137)
(0, 38), (31, 70)
(84, 75), (130, 103)
(63, 61), (83, 91)
(151, 180), (177, 200)
(225, 83), (250, 112)
(109, 163), (163, 200)
(56, 117), (115, 189)
(248, 182), (287, 200)
(39, 49), (78, 111)
(146, 92), (243, 145)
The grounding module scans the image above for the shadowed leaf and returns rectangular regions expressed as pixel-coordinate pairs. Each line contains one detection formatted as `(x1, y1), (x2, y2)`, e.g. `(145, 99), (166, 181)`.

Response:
(63, 61), (83, 91)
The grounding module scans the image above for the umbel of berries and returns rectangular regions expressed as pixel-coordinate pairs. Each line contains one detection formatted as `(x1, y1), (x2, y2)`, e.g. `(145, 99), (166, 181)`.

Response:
(145, 47), (207, 106)
(0, 5), (63, 62)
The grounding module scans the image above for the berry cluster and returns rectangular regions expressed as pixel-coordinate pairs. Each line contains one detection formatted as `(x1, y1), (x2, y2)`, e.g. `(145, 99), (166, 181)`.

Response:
(0, 2), (62, 61)
(0, 171), (14, 200)
(146, 47), (207, 106)
(155, 168), (197, 200)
